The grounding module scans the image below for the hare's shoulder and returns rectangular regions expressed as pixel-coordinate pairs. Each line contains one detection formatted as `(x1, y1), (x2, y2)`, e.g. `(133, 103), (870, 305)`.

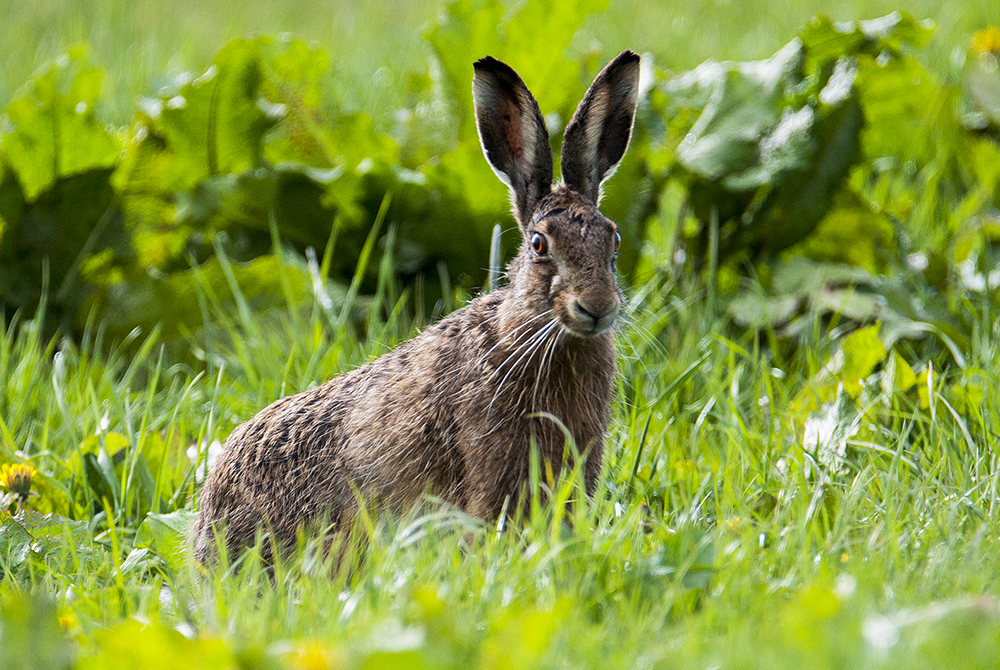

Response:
(404, 290), (506, 355)
(224, 291), (508, 453)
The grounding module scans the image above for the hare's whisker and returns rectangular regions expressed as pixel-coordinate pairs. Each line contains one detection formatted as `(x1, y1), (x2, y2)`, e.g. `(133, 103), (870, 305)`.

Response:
(531, 322), (564, 408)
(489, 318), (558, 414)
(617, 310), (669, 360)
(492, 317), (555, 376)
(476, 309), (553, 368)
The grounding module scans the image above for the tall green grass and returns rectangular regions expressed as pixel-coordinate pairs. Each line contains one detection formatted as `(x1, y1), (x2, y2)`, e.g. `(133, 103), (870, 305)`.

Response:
(2, 235), (999, 666)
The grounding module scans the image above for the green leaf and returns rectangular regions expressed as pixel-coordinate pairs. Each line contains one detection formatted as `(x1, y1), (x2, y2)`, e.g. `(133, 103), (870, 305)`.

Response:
(661, 14), (931, 269)
(812, 286), (883, 323)
(672, 40), (804, 185)
(114, 36), (399, 298)
(839, 324), (886, 396)
(0, 167), (119, 319)
(786, 192), (894, 272)
(422, 0), (506, 139)
(501, 0), (610, 115)
(115, 37), (282, 266)
(728, 292), (801, 329)
(422, 0), (609, 144)
(0, 46), (127, 323)
(800, 13), (933, 66)
(888, 350), (918, 392)
(854, 55), (946, 165)
(771, 257), (874, 296)
(16, 510), (90, 546)
(135, 510), (195, 572)
(171, 163), (366, 256)
(0, 514), (36, 573)
(143, 38), (278, 182)
(256, 35), (400, 170)
(0, 43), (121, 201)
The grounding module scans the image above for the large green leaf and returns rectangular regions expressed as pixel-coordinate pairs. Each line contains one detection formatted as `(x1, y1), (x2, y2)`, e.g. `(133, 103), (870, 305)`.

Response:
(799, 13), (933, 65)
(728, 257), (970, 363)
(114, 36), (395, 292)
(0, 44), (121, 201)
(421, 0), (506, 141)
(671, 41), (805, 187)
(787, 191), (894, 272)
(139, 38), (279, 183)
(658, 14), (930, 270)
(422, 0), (609, 144)
(0, 167), (124, 324)
(0, 45), (125, 324)
(0, 514), (36, 573)
(114, 37), (283, 271)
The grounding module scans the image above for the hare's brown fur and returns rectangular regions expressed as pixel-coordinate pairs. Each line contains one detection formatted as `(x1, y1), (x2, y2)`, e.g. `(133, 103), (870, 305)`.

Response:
(193, 51), (641, 562)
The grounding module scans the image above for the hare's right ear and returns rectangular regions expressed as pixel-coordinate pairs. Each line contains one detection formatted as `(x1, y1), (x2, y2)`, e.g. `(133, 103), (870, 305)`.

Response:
(561, 50), (641, 205)
(473, 57), (553, 227)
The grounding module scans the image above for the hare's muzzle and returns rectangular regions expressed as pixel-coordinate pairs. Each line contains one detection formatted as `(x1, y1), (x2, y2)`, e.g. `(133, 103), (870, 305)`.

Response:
(567, 296), (620, 336)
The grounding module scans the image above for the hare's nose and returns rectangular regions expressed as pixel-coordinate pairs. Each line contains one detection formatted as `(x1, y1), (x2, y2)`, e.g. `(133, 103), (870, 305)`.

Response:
(569, 296), (620, 334)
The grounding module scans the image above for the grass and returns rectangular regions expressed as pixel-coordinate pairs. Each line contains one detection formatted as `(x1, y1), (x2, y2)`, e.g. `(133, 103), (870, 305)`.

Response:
(2, 247), (1000, 667)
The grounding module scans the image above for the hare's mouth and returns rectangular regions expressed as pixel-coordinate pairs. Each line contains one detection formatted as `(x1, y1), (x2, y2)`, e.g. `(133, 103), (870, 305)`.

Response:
(564, 297), (619, 337)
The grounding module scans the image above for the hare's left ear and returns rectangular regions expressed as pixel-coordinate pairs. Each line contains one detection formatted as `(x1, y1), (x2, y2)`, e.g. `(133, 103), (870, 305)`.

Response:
(473, 56), (554, 227)
(561, 50), (640, 205)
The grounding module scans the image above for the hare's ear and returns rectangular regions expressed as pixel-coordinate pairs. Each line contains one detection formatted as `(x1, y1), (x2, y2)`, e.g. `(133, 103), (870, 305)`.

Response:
(473, 56), (553, 226)
(561, 50), (641, 204)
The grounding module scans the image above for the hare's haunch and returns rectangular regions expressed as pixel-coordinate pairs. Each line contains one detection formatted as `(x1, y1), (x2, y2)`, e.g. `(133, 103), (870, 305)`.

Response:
(193, 51), (641, 562)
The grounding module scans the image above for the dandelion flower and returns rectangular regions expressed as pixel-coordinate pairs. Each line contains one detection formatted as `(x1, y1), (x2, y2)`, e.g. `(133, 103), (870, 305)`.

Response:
(971, 26), (1000, 56)
(0, 463), (38, 503)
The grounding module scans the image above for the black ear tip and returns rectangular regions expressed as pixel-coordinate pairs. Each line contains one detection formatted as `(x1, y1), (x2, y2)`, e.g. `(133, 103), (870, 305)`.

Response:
(474, 56), (500, 70)
(610, 50), (641, 72)
(474, 56), (513, 77)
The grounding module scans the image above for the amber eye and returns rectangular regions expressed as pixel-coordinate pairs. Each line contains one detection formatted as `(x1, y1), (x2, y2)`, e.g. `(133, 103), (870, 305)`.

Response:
(614, 231), (621, 252)
(531, 232), (548, 256)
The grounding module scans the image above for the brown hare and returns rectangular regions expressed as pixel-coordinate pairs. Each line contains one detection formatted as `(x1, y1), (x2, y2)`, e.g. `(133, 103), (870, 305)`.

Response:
(193, 50), (641, 563)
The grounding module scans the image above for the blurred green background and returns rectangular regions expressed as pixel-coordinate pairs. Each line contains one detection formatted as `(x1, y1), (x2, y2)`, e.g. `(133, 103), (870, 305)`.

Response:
(3, 0), (996, 125)
(2, 0), (998, 344)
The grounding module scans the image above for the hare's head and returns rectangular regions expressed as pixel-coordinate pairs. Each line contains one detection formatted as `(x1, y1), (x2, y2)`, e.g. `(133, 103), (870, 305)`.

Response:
(473, 51), (640, 338)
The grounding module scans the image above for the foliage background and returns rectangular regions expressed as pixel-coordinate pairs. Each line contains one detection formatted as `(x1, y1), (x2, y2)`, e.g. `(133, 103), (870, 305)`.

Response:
(1, 0), (1000, 667)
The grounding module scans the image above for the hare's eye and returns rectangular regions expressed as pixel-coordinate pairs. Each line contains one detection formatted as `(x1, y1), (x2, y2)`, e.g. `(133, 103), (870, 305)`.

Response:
(531, 232), (548, 256)
(614, 231), (621, 252)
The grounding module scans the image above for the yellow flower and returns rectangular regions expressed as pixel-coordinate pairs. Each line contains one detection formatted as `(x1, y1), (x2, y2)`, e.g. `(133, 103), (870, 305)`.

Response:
(286, 640), (347, 670)
(57, 609), (79, 631)
(971, 26), (1000, 56)
(0, 463), (38, 501)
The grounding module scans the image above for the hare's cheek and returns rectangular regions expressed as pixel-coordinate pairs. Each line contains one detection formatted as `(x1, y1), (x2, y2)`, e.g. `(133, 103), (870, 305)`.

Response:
(549, 275), (571, 321)
(549, 274), (562, 297)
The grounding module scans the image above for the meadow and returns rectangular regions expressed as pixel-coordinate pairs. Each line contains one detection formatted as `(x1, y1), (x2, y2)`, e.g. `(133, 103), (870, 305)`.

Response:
(1, 0), (1000, 667)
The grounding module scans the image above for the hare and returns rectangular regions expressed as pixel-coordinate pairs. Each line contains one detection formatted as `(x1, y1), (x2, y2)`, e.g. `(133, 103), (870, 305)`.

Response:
(193, 50), (641, 563)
